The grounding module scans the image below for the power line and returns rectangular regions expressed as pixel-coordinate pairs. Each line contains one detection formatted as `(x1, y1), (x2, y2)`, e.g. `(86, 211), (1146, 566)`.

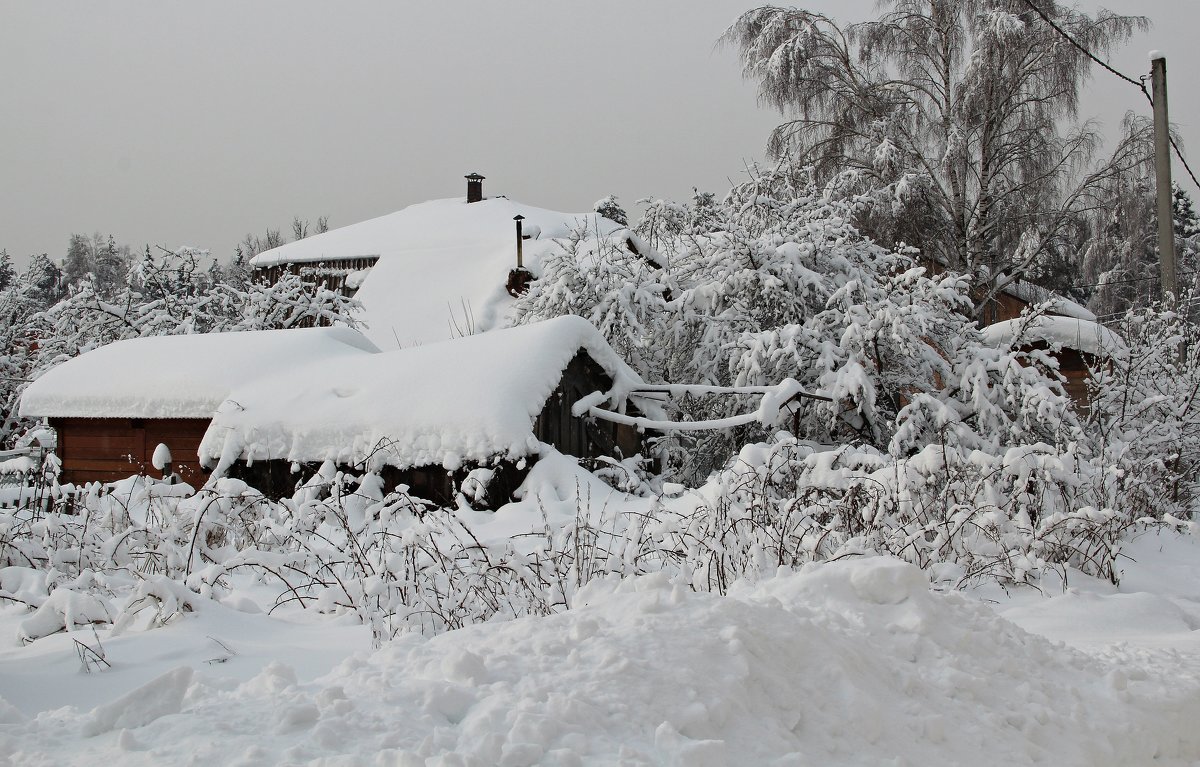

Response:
(1018, 0), (1148, 92)
(1020, 0), (1200, 190)
(1092, 297), (1200, 324)
(1066, 266), (1200, 292)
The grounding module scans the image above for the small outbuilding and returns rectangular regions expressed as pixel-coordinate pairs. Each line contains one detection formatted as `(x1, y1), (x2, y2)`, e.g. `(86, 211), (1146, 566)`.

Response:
(19, 327), (380, 486)
(20, 315), (658, 505)
(200, 315), (659, 505)
(981, 315), (1125, 404)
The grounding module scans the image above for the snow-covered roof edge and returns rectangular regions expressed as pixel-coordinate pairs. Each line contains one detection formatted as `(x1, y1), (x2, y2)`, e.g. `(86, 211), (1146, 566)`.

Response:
(249, 197), (624, 268)
(981, 316), (1126, 358)
(1002, 279), (1096, 322)
(200, 315), (663, 474)
(19, 327), (380, 420)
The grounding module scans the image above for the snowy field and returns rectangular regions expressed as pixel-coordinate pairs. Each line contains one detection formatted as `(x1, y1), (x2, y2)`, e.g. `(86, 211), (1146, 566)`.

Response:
(1, 528), (1199, 766)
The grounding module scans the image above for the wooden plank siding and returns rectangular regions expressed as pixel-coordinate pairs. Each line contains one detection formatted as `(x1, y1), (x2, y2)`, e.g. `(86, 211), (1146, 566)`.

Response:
(534, 351), (643, 463)
(1020, 344), (1092, 409)
(50, 417), (211, 486)
(918, 256), (1032, 325)
(977, 290), (1030, 326)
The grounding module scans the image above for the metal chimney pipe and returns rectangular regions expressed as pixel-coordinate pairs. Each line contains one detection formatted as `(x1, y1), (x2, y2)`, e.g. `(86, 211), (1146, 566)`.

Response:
(514, 214), (525, 268)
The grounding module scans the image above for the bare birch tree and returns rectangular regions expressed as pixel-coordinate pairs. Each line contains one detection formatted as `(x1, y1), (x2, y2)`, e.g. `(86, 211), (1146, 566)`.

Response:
(723, 1), (1146, 311)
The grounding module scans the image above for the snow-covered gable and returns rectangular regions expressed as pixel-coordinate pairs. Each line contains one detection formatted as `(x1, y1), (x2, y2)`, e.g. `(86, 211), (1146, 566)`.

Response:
(19, 327), (380, 420)
(250, 197), (624, 349)
(981, 316), (1125, 358)
(200, 316), (650, 474)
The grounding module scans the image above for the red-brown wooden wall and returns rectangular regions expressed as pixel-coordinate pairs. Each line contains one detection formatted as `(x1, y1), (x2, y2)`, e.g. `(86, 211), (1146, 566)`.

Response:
(49, 417), (212, 486)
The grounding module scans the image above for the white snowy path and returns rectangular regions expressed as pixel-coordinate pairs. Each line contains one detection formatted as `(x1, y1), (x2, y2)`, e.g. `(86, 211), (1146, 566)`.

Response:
(3, 532), (1200, 765)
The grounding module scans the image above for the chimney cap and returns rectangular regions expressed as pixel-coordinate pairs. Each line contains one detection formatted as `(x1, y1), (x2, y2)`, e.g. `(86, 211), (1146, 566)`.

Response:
(513, 214), (525, 221)
(465, 172), (486, 181)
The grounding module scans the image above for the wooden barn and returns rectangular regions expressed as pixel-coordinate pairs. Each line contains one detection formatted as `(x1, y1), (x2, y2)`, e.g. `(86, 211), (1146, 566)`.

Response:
(981, 315), (1125, 406)
(198, 315), (660, 505)
(18, 327), (380, 486)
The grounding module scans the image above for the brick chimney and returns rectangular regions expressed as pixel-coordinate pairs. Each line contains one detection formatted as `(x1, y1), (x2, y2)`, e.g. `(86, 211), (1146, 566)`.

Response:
(465, 172), (485, 203)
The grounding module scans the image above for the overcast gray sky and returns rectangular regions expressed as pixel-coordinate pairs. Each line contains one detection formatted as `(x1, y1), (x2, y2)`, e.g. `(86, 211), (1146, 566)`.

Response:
(1, 1), (1195, 266)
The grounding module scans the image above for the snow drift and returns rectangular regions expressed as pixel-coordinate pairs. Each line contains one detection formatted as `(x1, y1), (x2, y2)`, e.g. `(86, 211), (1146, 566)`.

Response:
(3, 556), (1200, 765)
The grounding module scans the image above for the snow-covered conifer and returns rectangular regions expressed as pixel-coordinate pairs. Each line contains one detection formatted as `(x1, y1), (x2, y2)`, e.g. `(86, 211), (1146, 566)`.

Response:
(593, 195), (628, 227)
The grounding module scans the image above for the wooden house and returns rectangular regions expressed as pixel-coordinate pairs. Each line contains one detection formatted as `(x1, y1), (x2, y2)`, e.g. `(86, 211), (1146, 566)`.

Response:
(248, 175), (632, 350)
(980, 315), (1125, 405)
(917, 255), (1116, 406)
(918, 254), (1097, 327)
(198, 315), (660, 505)
(18, 328), (379, 486)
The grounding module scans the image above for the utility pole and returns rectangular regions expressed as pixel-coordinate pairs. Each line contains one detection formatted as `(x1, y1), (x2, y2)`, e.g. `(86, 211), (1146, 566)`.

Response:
(1152, 52), (1177, 301)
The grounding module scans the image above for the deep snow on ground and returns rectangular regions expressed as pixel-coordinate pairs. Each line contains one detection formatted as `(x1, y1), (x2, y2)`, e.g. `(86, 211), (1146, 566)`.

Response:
(2, 531), (1200, 765)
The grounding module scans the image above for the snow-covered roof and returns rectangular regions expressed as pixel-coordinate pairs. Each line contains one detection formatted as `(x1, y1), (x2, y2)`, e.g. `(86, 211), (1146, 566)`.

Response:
(19, 327), (380, 420)
(918, 254), (1097, 322)
(200, 315), (654, 473)
(981, 316), (1126, 358)
(250, 197), (623, 349)
(1003, 279), (1097, 322)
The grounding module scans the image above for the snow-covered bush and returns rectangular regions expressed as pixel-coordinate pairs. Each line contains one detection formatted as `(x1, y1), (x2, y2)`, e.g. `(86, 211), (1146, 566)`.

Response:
(510, 225), (669, 377)
(517, 166), (1087, 488)
(0, 465), (656, 644)
(507, 167), (1182, 589)
(667, 433), (1125, 588)
(1087, 306), (1200, 520)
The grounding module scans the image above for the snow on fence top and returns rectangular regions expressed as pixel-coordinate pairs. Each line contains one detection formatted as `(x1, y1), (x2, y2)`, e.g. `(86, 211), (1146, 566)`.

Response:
(19, 327), (380, 420)
(981, 316), (1126, 358)
(199, 315), (653, 474)
(251, 197), (623, 350)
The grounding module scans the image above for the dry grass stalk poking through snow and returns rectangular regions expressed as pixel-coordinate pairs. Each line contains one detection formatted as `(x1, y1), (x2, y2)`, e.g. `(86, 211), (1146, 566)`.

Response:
(0, 434), (1184, 650)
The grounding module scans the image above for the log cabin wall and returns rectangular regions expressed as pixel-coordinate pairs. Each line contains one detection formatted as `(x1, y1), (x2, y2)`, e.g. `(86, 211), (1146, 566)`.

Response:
(49, 417), (211, 486)
(1049, 347), (1091, 406)
(1011, 343), (1094, 410)
(254, 256), (379, 298)
(977, 291), (1029, 325)
(534, 351), (644, 462)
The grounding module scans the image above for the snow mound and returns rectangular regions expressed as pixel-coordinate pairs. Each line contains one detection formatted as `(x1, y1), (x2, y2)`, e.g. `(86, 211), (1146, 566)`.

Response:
(18, 588), (112, 643)
(82, 667), (193, 737)
(7, 557), (1200, 764)
(19, 327), (379, 419)
(847, 556), (928, 604)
